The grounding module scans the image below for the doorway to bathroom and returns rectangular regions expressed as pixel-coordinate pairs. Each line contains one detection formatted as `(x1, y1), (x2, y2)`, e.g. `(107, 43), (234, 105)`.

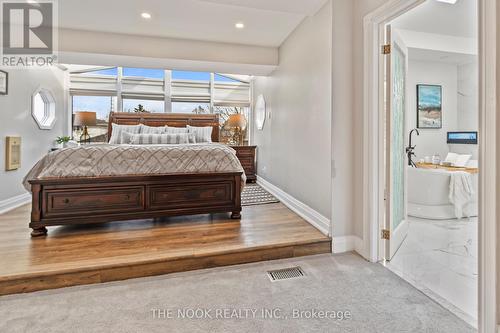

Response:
(380, 0), (479, 328)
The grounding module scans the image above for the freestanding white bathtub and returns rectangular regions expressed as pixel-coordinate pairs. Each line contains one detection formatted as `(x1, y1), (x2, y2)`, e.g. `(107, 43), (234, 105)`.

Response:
(407, 167), (478, 219)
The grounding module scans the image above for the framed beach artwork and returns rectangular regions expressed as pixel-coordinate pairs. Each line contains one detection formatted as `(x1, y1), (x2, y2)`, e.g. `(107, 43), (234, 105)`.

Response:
(0, 70), (7, 95)
(417, 84), (442, 129)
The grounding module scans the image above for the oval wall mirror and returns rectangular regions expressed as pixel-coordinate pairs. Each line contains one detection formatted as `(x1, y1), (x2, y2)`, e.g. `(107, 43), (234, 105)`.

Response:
(255, 94), (266, 130)
(32, 87), (56, 130)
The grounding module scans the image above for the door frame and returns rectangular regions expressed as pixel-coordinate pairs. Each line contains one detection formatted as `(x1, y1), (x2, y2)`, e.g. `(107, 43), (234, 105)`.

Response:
(361, 0), (497, 331)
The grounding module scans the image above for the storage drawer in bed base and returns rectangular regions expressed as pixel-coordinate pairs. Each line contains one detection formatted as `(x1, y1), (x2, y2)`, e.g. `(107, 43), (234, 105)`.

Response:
(28, 172), (242, 237)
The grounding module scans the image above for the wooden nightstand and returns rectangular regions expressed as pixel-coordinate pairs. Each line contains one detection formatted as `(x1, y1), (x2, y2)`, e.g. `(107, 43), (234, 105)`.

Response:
(231, 145), (257, 182)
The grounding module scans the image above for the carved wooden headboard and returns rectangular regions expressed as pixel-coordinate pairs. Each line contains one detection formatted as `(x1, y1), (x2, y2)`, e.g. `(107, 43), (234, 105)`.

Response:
(107, 112), (220, 142)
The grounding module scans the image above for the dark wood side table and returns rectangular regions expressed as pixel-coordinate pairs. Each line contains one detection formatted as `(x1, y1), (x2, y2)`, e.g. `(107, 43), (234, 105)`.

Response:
(231, 145), (257, 183)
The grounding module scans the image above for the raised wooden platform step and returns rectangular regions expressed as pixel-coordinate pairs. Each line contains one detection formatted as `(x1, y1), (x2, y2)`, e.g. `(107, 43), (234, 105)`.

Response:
(0, 203), (331, 296)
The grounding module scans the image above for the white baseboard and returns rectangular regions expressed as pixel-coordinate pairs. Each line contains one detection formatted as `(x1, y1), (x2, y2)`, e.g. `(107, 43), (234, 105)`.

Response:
(257, 176), (330, 236)
(332, 235), (364, 254)
(0, 192), (31, 215)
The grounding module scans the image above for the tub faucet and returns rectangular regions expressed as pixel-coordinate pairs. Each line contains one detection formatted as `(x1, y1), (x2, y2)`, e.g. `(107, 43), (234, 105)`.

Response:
(406, 128), (420, 167)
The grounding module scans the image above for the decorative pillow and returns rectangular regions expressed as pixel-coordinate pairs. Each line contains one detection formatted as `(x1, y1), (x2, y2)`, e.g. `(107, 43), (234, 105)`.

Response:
(121, 132), (194, 145)
(109, 124), (142, 144)
(164, 126), (188, 134)
(187, 125), (213, 143)
(141, 124), (167, 134)
(444, 152), (459, 165)
(454, 154), (472, 168)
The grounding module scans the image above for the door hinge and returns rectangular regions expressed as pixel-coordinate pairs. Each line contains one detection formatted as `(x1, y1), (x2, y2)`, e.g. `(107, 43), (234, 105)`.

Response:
(381, 229), (390, 240)
(382, 44), (391, 55)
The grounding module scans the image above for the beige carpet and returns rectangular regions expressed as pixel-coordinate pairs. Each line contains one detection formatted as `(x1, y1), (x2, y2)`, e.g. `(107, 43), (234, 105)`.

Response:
(0, 254), (475, 333)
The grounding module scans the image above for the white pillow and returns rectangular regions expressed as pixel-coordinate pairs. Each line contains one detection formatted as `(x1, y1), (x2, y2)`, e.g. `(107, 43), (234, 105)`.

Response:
(165, 126), (189, 134)
(444, 152), (459, 164)
(109, 124), (142, 144)
(187, 125), (213, 143)
(122, 132), (194, 145)
(141, 124), (166, 134)
(454, 154), (472, 167)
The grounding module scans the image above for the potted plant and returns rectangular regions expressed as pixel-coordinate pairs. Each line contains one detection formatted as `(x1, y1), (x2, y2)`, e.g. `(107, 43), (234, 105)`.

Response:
(55, 136), (71, 148)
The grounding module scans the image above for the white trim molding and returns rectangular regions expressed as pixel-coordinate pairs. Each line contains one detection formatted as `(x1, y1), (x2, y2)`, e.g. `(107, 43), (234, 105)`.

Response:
(332, 235), (364, 254)
(478, 0), (497, 331)
(0, 193), (31, 215)
(257, 176), (330, 236)
(362, 0), (425, 263)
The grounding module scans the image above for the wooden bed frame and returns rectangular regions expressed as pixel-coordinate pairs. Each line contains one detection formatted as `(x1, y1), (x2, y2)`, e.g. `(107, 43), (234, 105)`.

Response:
(29, 112), (242, 237)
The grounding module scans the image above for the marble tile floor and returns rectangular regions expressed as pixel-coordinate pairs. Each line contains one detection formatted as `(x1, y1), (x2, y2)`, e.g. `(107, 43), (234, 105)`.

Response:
(385, 216), (478, 328)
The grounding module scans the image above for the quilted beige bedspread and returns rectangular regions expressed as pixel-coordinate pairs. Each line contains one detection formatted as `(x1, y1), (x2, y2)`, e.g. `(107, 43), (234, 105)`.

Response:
(24, 143), (245, 190)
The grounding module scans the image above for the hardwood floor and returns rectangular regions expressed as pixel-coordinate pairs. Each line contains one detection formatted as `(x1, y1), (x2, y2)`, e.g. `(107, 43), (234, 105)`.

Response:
(0, 203), (331, 296)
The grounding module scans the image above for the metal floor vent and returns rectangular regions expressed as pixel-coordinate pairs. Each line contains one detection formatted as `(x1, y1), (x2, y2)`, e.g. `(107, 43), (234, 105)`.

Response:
(267, 266), (305, 282)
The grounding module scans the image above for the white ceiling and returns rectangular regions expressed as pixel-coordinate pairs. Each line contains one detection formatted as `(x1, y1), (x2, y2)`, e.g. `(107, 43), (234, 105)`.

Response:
(409, 48), (477, 65)
(392, 0), (477, 38)
(58, 0), (329, 47)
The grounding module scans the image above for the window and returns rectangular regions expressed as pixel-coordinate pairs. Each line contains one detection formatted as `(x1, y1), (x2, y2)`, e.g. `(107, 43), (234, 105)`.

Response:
(72, 95), (116, 142)
(214, 74), (241, 83)
(123, 68), (164, 79)
(123, 99), (164, 113)
(172, 102), (210, 114)
(83, 67), (118, 76)
(32, 88), (56, 130)
(172, 70), (210, 81)
(69, 66), (251, 139)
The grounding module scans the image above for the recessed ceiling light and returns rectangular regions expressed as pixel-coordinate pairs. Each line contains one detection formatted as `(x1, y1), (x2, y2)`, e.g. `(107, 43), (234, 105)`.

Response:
(141, 12), (152, 19)
(235, 22), (245, 29)
(436, 0), (458, 4)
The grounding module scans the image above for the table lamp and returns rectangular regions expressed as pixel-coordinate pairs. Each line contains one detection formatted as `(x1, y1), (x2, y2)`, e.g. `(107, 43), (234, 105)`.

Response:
(226, 114), (247, 146)
(73, 111), (97, 144)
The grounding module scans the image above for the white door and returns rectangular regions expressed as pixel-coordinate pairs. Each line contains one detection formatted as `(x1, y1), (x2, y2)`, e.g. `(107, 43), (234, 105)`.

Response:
(384, 25), (409, 260)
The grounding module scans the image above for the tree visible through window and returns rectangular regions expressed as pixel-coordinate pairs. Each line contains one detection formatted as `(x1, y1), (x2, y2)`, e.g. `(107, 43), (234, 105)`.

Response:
(123, 99), (164, 113)
(172, 102), (210, 114)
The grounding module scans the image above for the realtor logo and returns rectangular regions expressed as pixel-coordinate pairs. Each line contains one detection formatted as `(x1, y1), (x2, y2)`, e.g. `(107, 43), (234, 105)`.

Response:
(1, 0), (57, 67)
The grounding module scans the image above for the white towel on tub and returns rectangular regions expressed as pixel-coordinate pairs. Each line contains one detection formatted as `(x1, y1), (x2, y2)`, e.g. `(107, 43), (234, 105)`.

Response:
(449, 171), (474, 218)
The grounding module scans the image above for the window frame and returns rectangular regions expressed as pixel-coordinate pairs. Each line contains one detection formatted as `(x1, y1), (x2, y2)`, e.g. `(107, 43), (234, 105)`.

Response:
(68, 67), (252, 141)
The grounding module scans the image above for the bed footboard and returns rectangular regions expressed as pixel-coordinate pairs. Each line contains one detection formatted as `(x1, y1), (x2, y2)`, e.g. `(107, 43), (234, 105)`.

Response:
(29, 172), (242, 237)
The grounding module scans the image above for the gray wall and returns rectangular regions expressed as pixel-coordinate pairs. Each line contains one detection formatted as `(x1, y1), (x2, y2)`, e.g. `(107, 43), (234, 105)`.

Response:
(457, 61), (479, 131)
(407, 60), (458, 161)
(406, 59), (479, 161)
(0, 67), (66, 201)
(252, 1), (332, 220)
(454, 60), (479, 159)
(331, 0), (355, 237)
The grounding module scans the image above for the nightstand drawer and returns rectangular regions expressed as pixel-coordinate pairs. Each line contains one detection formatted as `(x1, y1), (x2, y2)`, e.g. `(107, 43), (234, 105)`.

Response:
(238, 155), (254, 165)
(241, 164), (255, 174)
(230, 145), (257, 182)
(235, 150), (254, 157)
